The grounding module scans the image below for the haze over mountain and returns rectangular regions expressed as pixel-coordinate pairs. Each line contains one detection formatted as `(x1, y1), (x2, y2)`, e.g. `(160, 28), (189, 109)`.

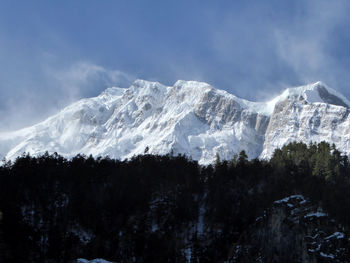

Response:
(1, 80), (350, 164)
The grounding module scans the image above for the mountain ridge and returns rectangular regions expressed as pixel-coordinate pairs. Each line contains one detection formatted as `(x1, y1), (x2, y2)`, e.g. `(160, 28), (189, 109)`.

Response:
(1, 80), (349, 164)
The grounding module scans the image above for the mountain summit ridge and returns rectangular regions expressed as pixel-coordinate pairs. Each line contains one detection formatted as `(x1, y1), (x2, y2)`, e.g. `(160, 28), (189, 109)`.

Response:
(1, 80), (349, 164)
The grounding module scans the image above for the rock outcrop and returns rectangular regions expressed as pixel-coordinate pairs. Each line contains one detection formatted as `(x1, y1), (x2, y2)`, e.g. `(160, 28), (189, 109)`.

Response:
(230, 195), (350, 263)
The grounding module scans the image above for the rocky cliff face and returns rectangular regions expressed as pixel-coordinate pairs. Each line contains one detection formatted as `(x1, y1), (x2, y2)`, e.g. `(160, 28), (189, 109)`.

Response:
(261, 95), (350, 158)
(230, 195), (350, 263)
(1, 80), (350, 163)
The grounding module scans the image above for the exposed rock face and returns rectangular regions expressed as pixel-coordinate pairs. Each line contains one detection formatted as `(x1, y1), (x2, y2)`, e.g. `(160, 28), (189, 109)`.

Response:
(1, 80), (350, 164)
(260, 96), (350, 158)
(230, 195), (350, 263)
(318, 86), (348, 108)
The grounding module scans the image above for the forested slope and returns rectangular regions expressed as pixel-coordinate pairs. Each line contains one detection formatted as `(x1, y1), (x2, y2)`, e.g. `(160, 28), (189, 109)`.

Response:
(0, 142), (350, 262)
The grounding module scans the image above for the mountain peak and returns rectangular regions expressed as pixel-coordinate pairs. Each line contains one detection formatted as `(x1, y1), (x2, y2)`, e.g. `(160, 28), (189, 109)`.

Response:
(313, 82), (349, 108)
(269, 81), (349, 109)
(99, 87), (126, 98)
(132, 79), (163, 87)
(2, 79), (350, 163)
(173, 79), (211, 88)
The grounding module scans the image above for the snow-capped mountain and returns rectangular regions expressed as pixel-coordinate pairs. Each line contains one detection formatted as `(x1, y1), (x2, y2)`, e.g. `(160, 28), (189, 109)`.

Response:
(261, 82), (350, 158)
(1, 80), (350, 164)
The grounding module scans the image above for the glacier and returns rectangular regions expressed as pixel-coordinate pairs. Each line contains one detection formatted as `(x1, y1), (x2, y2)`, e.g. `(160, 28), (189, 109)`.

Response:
(1, 80), (350, 164)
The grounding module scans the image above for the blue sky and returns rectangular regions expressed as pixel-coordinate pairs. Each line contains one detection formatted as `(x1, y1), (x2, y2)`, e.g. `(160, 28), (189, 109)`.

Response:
(1, 0), (350, 130)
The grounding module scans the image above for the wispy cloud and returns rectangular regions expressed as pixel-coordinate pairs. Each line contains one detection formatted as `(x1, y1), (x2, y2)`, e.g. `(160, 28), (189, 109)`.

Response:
(274, 0), (350, 87)
(0, 61), (134, 132)
(201, 0), (350, 101)
(48, 61), (135, 102)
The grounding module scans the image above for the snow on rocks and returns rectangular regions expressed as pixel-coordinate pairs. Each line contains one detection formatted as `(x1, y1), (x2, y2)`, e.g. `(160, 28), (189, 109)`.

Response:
(232, 194), (350, 262)
(1, 80), (350, 164)
(76, 259), (115, 263)
(274, 194), (306, 204)
(304, 212), (328, 218)
(270, 195), (350, 261)
(325, 232), (345, 240)
(320, 252), (335, 259)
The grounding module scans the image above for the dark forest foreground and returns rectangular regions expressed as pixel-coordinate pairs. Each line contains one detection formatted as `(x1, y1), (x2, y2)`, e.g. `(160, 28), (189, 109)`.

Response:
(0, 142), (350, 262)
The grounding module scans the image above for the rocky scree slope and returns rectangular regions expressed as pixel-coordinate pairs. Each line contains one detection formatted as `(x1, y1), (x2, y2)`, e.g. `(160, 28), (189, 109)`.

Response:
(1, 80), (350, 164)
